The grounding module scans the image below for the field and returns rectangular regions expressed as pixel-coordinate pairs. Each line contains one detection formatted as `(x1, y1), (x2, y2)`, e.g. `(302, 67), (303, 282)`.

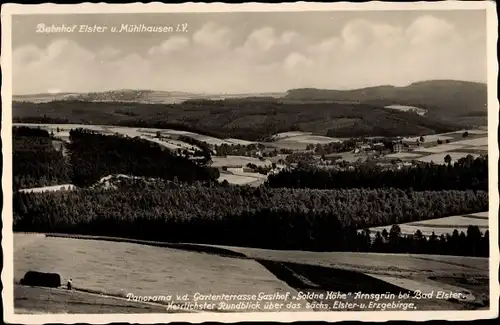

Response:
(451, 137), (488, 147)
(265, 141), (310, 151)
(13, 233), (489, 313)
(286, 135), (342, 144)
(225, 138), (256, 146)
(272, 131), (313, 140)
(12, 123), (242, 149)
(217, 171), (266, 186)
(449, 129), (488, 135)
(390, 131), (488, 165)
(211, 156), (272, 168)
(270, 132), (341, 150)
(14, 234), (307, 312)
(416, 152), (480, 164)
(415, 144), (468, 154)
(217, 174), (262, 185)
(14, 285), (174, 314)
(212, 244), (488, 277)
(414, 130), (487, 144)
(177, 133), (232, 146)
(369, 212), (489, 238)
(384, 152), (422, 159)
(140, 135), (198, 152)
(403, 134), (454, 143)
(18, 184), (76, 194)
(457, 145), (488, 153)
(224, 168), (268, 186)
(384, 104), (427, 116)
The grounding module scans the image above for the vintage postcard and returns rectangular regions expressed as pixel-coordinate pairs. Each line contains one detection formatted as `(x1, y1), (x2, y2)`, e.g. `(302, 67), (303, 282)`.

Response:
(1, 1), (498, 323)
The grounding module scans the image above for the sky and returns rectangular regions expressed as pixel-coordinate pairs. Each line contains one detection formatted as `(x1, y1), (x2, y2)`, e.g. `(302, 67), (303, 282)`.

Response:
(12, 10), (488, 95)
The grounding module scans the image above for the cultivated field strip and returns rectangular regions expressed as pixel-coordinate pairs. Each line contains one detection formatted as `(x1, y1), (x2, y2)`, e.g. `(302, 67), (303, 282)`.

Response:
(368, 212), (489, 239)
(416, 152), (481, 164)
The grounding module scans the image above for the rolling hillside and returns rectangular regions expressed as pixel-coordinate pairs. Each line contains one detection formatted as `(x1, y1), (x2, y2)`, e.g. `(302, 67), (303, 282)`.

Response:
(13, 99), (462, 141)
(12, 80), (485, 140)
(285, 80), (487, 120)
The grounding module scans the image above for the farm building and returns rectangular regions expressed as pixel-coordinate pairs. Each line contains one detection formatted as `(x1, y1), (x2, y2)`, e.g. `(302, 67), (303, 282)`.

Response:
(402, 138), (419, 145)
(392, 142), (404, 153)
(401, 140), (420, 150)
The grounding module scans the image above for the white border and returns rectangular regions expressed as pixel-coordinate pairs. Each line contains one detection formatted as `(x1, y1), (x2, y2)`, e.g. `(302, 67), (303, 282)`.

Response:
(1, 1), (499, 323)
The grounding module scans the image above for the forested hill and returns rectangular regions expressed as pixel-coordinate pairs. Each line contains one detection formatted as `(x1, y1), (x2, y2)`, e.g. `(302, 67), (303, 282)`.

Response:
(14, 98), (462, 141)
(285, 80), (487, 118)
(13, 127), (220, 190)
(68, 129), (219, 187)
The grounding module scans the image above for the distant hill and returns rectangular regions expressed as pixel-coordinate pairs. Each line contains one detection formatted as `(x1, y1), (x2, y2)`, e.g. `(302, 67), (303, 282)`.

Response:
(285, 80), (487, 119)
(13, 90), (286, 104)
(13, 92), (80, 103)
(12, 80), (484, 140)
(13, 98), (463, 141)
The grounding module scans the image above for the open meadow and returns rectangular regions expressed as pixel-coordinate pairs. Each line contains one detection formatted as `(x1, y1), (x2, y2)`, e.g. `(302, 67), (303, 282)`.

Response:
(140, 135), (199, 152)
(384, 152), (422, 159)
(451, 137), (488, 147)
(12, 123), (241, 150)
(403, 134), (454, 143)
(14, 234), (308, 312)
(384, 104), (427, 116)
(14, 233), (489, 312)
(18, 184), (76, 194)
(415, 144), (469, 154)
(211, 155), (272, 168)
(416, 152), (481, 164)
(368, 212), (489, 239)
(217, 172), (266, 186)
(268, 132), (342, 150)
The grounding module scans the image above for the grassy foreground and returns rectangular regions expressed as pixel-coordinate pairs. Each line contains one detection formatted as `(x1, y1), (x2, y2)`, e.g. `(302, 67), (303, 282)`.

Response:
(13, 233), (490, 313)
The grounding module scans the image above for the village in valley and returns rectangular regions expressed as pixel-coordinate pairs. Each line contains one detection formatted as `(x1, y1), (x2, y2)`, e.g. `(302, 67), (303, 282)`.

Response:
(13, 121), (487, 189)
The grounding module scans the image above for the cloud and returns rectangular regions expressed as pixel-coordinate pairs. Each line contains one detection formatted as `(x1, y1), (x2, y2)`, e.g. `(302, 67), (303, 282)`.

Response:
(406, 15), (458, 46)
(148, 36), (190, 55)
(97, 47), (122, 59)
(283, 52), (312, 72)
(192, 22), (232, 52)
(12, 15), (486, 94)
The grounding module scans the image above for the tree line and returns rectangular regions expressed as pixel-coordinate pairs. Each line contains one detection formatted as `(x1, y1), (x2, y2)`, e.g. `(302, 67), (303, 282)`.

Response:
(267, 155), (487, 191)
(357, 225), (489, 257)
(214, 142), (265, 156)
(13, 127), (71, 190)
(13, 184), (488, 254)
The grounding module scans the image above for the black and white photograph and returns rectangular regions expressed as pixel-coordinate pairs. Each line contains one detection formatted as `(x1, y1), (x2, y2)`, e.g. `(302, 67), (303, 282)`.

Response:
(2, 2), (498, 323)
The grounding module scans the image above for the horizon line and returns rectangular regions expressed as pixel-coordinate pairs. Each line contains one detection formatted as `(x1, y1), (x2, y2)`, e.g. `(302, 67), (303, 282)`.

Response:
(12, 79), (487, 97)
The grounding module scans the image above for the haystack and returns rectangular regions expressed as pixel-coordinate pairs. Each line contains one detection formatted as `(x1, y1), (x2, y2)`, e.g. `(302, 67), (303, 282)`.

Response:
(20, 271), (62, 288)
